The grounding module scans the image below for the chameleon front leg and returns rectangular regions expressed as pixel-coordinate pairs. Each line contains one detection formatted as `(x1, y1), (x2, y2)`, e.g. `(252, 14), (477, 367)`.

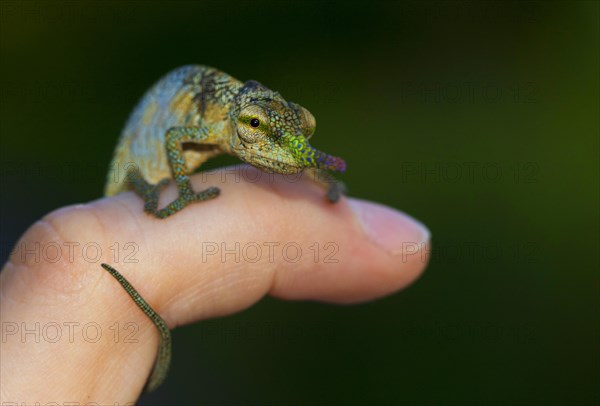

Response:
(100, 263), (171, 392)
(129, 126), (221, 219)
(305, 168), (347, 203)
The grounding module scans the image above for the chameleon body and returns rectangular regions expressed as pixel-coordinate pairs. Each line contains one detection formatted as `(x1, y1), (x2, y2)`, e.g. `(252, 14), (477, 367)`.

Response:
(100, 65), (346, 391)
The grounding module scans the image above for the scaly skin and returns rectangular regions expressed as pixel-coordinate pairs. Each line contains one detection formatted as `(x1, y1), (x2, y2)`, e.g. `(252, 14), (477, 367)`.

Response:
(100, 65), (346, 391)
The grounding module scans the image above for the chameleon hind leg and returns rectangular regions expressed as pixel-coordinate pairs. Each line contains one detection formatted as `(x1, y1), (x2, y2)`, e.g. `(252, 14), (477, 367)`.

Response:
(129, 126), (220, 219)
(100, 263), (171, 392)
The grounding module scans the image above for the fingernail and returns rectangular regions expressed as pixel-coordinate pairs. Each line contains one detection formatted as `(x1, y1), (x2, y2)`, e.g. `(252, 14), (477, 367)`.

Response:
(347, 198), (430, 256)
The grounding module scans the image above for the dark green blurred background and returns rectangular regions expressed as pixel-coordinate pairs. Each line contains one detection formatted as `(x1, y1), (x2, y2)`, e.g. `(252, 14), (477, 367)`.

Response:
(1, 1), (598, 404)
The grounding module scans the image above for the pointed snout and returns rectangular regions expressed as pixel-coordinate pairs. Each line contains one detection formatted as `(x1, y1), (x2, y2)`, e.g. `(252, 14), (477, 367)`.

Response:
(282, 133), (346, 173)
(310, 146), (347, 172)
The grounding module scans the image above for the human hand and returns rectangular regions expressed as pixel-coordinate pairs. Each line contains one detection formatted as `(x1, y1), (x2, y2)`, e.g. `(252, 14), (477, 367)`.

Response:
(0, 166), (430, 403)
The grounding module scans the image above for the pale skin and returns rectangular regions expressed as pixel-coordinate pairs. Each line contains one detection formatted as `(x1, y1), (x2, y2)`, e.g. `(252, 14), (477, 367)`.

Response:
(0, 167), (430, 403)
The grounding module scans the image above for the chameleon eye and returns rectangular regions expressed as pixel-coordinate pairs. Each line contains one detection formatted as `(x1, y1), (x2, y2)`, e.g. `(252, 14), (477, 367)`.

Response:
(237, 106), (267, 143)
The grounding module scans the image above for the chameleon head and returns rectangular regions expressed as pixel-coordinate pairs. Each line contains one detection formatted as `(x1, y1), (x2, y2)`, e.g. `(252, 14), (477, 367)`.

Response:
(230, 81), (346, 174)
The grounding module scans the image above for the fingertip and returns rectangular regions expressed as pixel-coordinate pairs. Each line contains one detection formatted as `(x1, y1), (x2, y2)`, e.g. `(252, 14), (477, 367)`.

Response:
(347, 198), (430, 256)
(333, 199), (431, 302)
(267, 196), (431, 304)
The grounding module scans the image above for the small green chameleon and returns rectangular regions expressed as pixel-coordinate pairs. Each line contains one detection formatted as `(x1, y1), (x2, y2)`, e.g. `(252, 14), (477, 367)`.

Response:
(101, 65), (346, 391)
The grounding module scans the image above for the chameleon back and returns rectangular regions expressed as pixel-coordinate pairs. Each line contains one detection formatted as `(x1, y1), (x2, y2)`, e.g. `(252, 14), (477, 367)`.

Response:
(104, 65), (239, 196)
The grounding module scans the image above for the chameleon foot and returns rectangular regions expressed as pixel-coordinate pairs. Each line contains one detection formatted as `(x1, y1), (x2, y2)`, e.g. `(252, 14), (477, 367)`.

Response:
(100, 263), (171, 392)
(126, 167), (219, 219)
(305, 168), (346, 203)
(154, 186), (220, 219)
(326, 180), (347, 203)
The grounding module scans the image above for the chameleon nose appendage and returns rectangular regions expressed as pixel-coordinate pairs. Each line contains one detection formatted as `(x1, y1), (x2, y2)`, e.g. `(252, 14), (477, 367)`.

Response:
(311, 148), (347, 172)
(283, 134), (346, 172)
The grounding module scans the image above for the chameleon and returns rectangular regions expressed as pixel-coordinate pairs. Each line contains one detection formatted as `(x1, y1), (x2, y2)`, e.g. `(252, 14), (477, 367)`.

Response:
(100, 65), (346, 392)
